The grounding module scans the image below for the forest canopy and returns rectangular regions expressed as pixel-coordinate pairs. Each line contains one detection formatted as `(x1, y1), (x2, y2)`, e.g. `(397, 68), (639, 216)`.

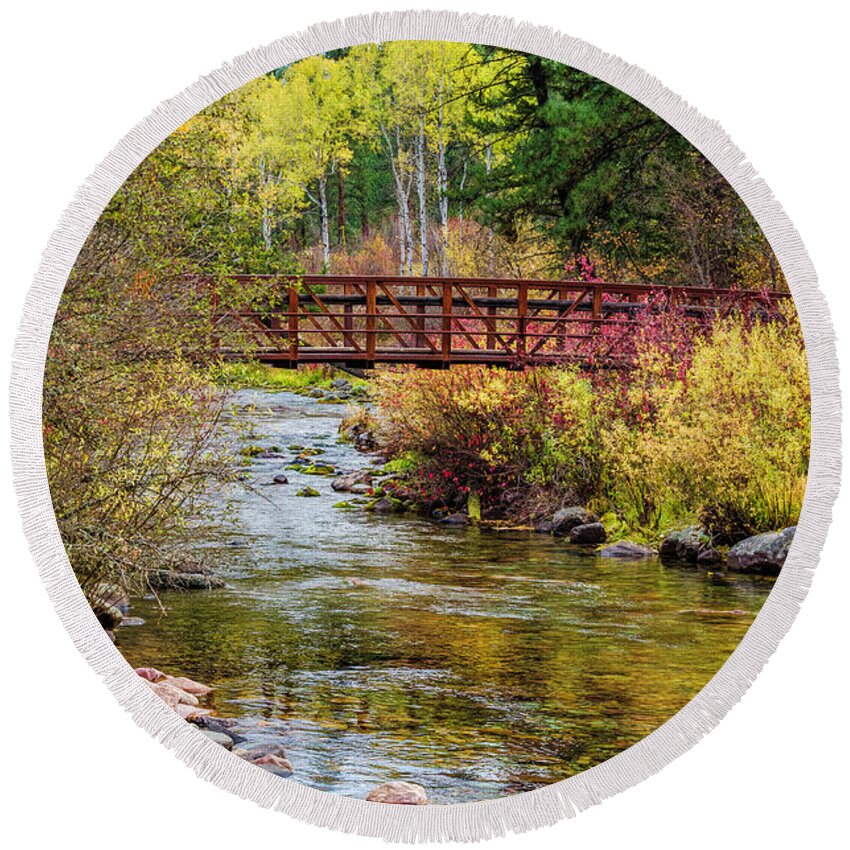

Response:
(103, 41), (782, 287)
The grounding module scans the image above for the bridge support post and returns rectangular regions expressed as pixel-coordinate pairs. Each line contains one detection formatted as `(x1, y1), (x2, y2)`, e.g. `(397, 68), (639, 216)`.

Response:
(415, 281), (426, 349)
(516, 281), (528, 360)
(287, 285), (299, 365)
(366, 279), (377, 365)
(343, 280), (354, 349)
(442, 283), (452, 364)
(486, 283), (497, 351)
(592, 284), (603, 334)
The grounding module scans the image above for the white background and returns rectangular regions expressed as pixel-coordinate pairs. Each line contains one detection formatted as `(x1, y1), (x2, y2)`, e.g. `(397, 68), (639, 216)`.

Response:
(1, 2), (847, 847)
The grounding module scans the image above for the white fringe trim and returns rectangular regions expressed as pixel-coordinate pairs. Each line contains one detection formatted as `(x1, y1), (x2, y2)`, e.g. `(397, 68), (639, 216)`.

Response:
(8, 10), (841, 843)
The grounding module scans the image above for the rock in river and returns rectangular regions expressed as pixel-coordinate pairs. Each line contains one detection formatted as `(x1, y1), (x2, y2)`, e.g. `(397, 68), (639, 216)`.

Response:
(200, 730), (234, 750)
(599, 540), (655, 559)
(150, 570), (225, 590)
(552, 506), (598, 536)
(366, 781), (428, 805)
(242, 743), (288, 762)
(254, 755), (294, 777)
(331, 469), (373, 492)
(727, 527), (795, 575)
(439, 512), (469, 526)
(272, 473), (289, 485)
(659, 526), (714, 563)
(296, 486), (321, 497)
(569, 522), (607, 544)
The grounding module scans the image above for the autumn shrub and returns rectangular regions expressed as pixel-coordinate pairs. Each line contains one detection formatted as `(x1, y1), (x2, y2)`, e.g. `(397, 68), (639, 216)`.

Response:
(44, 357), (234, 602)
(372, 307), (809, 537)
(372, 366), (603, 517)
(651, 310), (809, 539)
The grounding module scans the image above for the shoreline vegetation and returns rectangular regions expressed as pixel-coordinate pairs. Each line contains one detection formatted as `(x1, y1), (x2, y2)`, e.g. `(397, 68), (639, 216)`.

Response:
(217, 311), (805, 574)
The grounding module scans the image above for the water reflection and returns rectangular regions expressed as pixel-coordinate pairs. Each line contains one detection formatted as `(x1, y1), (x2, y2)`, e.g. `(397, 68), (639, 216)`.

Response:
(115, 390), (774, 803)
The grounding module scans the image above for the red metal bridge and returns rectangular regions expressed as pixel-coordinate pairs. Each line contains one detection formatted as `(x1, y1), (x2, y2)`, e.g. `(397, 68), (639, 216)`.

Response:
(205, 274), (787, 369)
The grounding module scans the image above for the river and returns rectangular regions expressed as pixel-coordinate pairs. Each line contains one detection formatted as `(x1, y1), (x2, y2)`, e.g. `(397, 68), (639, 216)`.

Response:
(115, 388), (775, 803)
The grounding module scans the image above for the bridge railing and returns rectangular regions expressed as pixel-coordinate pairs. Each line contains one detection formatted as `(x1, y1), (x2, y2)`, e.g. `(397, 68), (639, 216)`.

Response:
(195, 274), (788, 368)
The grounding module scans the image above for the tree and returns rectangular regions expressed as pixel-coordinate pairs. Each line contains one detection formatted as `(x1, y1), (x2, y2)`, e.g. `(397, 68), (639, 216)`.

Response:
(277, 54), (366, 271)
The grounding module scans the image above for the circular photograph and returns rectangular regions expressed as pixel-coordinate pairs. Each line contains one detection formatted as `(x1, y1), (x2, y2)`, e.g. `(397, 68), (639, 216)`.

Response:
(44, 41), (808, 806)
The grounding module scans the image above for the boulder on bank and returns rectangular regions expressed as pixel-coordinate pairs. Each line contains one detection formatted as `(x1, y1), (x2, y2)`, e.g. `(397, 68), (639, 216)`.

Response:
(331, 469), (373, 492)
(697, 547), (722, 565)
(552, 507), (598, 536)
(146, 679), (198, 709)
(177, 704), (212, 720)
(366, 781), (428, 805)
(88, 582), (130, 614)
(164, 675), (213, 696)
(659, 526), (714, 564)
(727, 527), (795, 575)
(253, 755), (294, 776)
(371, 497), (395, 513)
(135, 667), (164, 682)
(534, 519), (555, 534)
(569, 522), (607, 544)
(94, 604), (124, 630)
(599, 540), (655, 559)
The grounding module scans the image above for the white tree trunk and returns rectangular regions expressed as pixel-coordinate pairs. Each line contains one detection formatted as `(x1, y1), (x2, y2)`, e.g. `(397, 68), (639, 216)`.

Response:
(259, 157), (273, 252)
(456, 157), (468, 270)
(485, 144), (494, 275)
(436, 77), (450, 276)
(382, 124), (415, 276)
(318, 176), (330, 271)
(437, 145), (449, 276)
(417, 115), (428, 276)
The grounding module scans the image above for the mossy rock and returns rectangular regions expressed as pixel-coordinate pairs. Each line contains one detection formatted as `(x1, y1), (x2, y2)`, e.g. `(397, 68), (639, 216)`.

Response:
(239, 445), (267, 457)
(295, 447), (325, 457)
(333, 501), (358, 510)
(296, 486), (321, 497)
(300, 464), (336, 476)
(287, 444), (305, 451)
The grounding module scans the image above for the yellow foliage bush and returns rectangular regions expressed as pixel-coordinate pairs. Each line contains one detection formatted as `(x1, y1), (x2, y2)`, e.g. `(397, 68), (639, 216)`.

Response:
(372, 310), (809, 538)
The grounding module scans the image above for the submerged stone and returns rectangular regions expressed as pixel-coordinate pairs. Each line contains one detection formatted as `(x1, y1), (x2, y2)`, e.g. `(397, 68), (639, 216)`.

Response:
(200, 730), (234, 750)
(438, 512), (469, 526)
(599, 540), (655, 559)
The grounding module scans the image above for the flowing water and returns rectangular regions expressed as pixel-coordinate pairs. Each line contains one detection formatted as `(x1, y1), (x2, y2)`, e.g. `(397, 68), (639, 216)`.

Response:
(116, 389), (775, 803)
